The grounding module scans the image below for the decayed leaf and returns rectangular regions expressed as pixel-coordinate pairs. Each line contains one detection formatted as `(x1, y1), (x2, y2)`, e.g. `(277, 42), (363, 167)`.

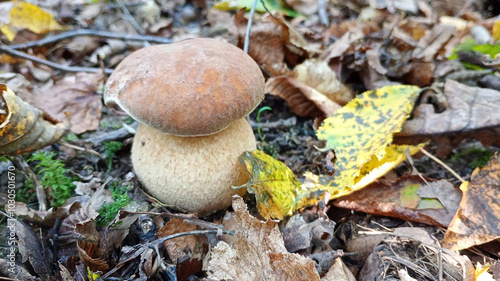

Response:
(334, 175), (461, 227)
(157, 218), (206, 263)
(0, 84), (67, 156)
(411, 24), (456, 61)
(316, 85), (424, 192)
(233, 12), (318, 76)
(236, 150), (319, 219)
(29, 72), (105, 134)
(266, 59), (352, 119)
(208, 196), (320, 280)
(442, 153), (500, 251)
(0, 1), (64, 41)
(15, 220), (52, 279)
(266, 77), (342, 118)
(399, 80), (500, 137)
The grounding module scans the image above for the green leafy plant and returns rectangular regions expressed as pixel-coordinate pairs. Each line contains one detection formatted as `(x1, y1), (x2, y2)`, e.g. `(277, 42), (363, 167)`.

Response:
(103, 141), (122, 170)
(16, 177), (36, 203)
(97, 182), (130, 226)
(28, 151), (75, 207)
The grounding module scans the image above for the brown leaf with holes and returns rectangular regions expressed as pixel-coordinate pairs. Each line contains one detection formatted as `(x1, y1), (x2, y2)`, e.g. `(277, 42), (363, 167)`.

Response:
(208, 196), (320, 280)
(442, 153), (500, 251)
(334, 175), (461, 227)
(399, 80), (500, 137)
(0, 84), (67, 156)
(27, 72), (105, 134)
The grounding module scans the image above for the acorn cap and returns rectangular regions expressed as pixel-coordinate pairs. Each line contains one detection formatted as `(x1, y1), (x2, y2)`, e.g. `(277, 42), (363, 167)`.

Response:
(104, 38), (265, 136)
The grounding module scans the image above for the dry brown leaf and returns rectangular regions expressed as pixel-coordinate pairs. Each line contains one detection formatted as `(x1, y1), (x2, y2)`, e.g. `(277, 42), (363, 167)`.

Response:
(285, 0), (318, 15)
(233, 12), (318, 76)
(293, 59), (353, 105)
(411, 24), (456, 61)
(266, 77), (341, 118)
(157, 218), (206, 263)
(321, 258), (356, 281)
(442, 153), (500, 251)
(0, 84), (67, 156)
(334, 175), (461, 227)
(29, 72), (105, 134)
(208, 196), (320, 281)
(399, 80), (500, 136)
(321, 29), (364, 63)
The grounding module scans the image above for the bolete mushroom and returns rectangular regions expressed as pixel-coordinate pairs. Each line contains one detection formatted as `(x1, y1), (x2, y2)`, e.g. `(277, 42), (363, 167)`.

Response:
(104, 38), (265, 214)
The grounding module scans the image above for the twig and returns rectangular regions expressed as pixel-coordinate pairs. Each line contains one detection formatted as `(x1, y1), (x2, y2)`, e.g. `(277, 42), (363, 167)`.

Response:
(58, 140), (102, 158)
(318, 0), (330, 26)
(13, 155), (47, 211)
(149, 229), (234, 247)
(126, 210), (224, 230)
(8, 29), (172, 50)
(115, 0), (145, 35)
(0, 45), (113, 74)
(419, 148), (466, 183)
(244, 0), (259, 54)
(81, 122), (138, 146)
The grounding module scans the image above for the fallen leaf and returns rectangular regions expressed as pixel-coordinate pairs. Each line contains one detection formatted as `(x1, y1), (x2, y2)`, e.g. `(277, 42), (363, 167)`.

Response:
(157, 218), (206, 264)
(15, 220), (52, 279)
(236, 150), (318, 219)
(442, 153), (500, 251)
(399, 80), (500, 137)
(316, 85), (424, 193)
(321, 258), (356, 281)
(334, 175), (461, 227)
(208, 196), (320, 280)
(0, 1), (64, 41)
(233, 12), (318, 76)
(0, 84), (67, 156)
(29, 72), (105, 134)
(412, 24), (456, 61)
(266, 76), (342, 118)
(214, 0), (298, 17)
(320, 29), (364, 63)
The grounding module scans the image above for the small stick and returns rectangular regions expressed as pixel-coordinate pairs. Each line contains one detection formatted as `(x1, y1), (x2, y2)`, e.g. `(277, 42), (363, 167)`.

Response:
(58, 140), (102, 158)
(244, 0), (259, 54)
(115, 0), (145, 35)
(13, 155), (47, 211)
(0, 45), (113, 74)
(419, 147), (466, 183)
(318, 0), (330, 26)
(8, 29), (172, 50)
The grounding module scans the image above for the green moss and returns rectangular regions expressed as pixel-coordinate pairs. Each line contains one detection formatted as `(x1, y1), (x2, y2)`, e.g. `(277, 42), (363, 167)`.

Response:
(450, 146), (494, 170)
(28, 152), (75, 207)
(62, 132), (79, 142)
(97, 181), (130, 226)
(103, 141), (122, 170)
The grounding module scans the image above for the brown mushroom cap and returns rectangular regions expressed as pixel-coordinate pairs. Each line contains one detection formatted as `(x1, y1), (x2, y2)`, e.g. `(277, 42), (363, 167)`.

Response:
(104, 38), (265, 136)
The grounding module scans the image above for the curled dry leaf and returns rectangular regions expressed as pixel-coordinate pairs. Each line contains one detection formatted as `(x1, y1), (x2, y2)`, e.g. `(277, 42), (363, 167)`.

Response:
(157, 218), (207, 264)
(0, 84), (67, 156)
(233, 11), (318, 76)
(208, 196), (320, 280)
(266, 59), (351, 118)
(266, 76), (342, 118)
(28, 72), (105, 134)
(399, 80), (500, 137)
(442, 153), (500, 251)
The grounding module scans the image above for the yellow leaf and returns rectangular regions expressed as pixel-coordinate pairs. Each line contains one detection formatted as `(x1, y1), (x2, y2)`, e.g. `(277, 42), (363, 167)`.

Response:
(492, 21), (500, 41)
(236, 150), (321, 219)
(316, 85), (423, 192)
(2, 2), (64, 41)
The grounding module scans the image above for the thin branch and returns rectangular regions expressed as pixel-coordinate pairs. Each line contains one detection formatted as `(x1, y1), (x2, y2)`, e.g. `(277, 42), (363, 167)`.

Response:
(13, 155), (47, 211)
(0, 45), (113, 74)
(58, 140), (102, 158)
(8, 29), (172, 50)
(419, 147), (466, 183)
(244, 0), (259, 54)
(115, 0), (145, 35)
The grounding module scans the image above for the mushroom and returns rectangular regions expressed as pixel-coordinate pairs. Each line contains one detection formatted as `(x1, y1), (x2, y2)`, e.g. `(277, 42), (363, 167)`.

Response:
(104, 38), (265, 214)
